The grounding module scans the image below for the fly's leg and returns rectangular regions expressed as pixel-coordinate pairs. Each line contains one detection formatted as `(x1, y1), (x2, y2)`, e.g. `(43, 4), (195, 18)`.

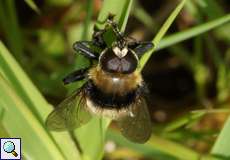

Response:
(63, 68), (88, 85)
(92, 26), (107, 49)
(128, 41), (154, 58)
(73, 41), (99, 60)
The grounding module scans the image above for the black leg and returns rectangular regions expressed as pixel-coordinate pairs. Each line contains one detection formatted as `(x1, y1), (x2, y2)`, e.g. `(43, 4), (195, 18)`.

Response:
(73, 41), (99, 60)
(128, 41), (154, 58)
(63, 68), (88, 85)
(92, 26), (107, 49)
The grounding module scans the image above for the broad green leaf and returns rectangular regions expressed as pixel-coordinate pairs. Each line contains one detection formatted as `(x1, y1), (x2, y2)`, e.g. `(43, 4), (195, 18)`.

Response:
(0, 74), (65, 159)
(0, 42), (81, 159)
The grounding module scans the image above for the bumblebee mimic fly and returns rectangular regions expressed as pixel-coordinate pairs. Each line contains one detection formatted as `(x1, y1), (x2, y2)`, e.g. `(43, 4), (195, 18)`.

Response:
(45, 15), (154, 143)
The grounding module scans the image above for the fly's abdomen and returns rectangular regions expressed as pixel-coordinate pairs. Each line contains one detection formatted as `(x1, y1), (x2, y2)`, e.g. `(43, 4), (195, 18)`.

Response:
(85, 80), (137, 109)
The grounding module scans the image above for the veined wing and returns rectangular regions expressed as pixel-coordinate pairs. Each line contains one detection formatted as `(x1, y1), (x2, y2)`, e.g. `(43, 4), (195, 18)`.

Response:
(45, 89), (92, 131)
(116, 97), (152, 143)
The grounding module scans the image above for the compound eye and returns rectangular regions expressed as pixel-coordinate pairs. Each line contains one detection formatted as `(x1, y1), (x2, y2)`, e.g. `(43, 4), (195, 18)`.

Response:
(100, 48), (138, 74)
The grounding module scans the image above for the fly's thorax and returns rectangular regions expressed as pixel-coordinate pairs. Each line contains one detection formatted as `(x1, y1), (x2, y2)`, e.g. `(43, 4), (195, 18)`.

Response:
(99, 47), (139, 74)
(88, 66), (143, 95)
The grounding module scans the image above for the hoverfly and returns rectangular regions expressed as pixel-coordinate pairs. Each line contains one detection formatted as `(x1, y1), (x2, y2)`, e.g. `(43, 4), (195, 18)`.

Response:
(46, 15), (154, 143)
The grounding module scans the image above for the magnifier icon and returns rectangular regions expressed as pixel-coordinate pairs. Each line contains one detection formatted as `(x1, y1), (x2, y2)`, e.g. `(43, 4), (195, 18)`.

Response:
(3, 141), (18, 157)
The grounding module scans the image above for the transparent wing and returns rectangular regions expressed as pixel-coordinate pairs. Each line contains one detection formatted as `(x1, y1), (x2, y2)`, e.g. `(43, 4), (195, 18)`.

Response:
(45, 89), (92, 131)
(116, 98), (152, 143)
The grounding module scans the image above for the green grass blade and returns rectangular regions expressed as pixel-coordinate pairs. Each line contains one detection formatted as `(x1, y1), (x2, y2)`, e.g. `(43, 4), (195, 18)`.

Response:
(0, 0), (23, 61)
(24, 0), (40, 14)
(73, 1), (133, 160)
(81, 0), (94, 40)
(96, 0), (133, 31)
(75, 117), (111, 160)
(163, 111), (205, 132)
(107, 130), (216, 160)
(107, 130), (176, 160)
(211, 117), (230, 158)
(0, 41), (49, 121)
(163, 108), (230, 133)
(0, 41), (81, 159)
(157, 13), (230, 51)
(132, 2), (156, 33)
(140, 0), (187, 70)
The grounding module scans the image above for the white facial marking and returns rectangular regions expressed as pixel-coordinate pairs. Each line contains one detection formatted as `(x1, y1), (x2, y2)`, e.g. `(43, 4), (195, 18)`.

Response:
(113, 47), (128, 58)
(113, 47), (121, 57)
(121, 47), (128, 57)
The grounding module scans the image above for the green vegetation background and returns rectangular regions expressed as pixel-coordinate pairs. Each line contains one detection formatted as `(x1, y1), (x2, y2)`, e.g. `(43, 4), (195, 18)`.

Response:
(0, 0), (230, 160)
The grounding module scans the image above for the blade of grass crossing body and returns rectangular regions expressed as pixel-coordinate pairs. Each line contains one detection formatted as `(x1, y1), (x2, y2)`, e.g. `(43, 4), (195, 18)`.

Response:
(95, 0), (133, 46)
(0, 42), (81, 159)
(96, 0), (132, 31)
(140, 0), (187, 70)
(0, 74), (66, 160)
(157, 13), (230, 51)
(73, 0), (133, 160)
